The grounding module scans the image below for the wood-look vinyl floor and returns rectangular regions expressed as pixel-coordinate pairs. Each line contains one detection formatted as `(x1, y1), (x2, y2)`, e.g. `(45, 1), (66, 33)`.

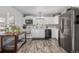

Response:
(18, 39), (66, 53)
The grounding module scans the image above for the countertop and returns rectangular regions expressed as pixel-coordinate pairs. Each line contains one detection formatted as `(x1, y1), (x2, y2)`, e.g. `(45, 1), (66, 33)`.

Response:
(0, 32), (25, 36)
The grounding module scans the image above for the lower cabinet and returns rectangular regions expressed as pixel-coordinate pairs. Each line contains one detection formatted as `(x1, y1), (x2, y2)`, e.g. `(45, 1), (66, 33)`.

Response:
(0, 37), (1, 52)
(32, 29), (45, 38)
(2, 36), (15, 52)
(0, 32), (26, 53)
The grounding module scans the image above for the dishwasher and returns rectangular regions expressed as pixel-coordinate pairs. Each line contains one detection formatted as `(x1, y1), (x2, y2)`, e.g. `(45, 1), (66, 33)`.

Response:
(45, 29), (52, 39)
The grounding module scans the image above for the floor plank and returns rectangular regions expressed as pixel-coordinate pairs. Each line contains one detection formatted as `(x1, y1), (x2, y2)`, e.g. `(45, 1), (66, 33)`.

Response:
(17, 39), (66, 53)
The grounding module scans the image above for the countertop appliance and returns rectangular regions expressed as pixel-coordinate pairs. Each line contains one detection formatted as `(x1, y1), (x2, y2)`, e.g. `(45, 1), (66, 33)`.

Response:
(59, 7), (79, 53)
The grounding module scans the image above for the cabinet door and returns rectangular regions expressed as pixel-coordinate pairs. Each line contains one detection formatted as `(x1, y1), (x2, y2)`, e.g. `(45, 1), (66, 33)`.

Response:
(2, 36), (15, 51)
(0, 37), (1, 52)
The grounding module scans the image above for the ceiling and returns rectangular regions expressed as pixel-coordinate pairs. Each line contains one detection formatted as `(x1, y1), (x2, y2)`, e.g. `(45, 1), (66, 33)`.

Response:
(13, 6), (71, 16)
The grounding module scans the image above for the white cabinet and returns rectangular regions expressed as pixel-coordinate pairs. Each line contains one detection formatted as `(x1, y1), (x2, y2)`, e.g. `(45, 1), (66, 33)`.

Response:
(33, 17), (45, 24)
(44, 17), (54, 24)
(53, 15), (59, 24)
(32, 29), (45, 38)
(48, 27), (58, 40)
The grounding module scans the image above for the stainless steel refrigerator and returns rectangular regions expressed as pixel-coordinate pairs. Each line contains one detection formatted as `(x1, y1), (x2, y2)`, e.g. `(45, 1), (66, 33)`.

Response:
(59, 8), (79, 53)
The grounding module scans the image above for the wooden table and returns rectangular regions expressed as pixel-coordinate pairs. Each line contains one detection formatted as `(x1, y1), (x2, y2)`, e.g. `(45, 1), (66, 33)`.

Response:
(0, 32), (26, 53)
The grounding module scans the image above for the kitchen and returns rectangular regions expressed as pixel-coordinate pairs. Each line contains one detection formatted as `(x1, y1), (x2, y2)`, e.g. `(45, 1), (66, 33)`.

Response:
(0, 6), (79, 53)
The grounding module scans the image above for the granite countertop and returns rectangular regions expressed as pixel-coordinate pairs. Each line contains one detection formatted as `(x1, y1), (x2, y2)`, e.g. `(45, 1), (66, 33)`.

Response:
(0, 31), (25, 36)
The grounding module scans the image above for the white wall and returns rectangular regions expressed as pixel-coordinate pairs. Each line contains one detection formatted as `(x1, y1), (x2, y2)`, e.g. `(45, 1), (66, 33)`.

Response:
(0, 6), (24, 30)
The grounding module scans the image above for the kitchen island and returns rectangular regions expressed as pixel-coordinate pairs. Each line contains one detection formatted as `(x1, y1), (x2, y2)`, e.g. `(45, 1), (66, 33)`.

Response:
(0, 32), (26, 53)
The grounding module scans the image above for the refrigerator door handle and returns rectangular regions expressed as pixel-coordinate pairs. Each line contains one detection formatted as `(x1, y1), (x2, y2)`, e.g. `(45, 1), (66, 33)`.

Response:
(61, 19), (64, 33)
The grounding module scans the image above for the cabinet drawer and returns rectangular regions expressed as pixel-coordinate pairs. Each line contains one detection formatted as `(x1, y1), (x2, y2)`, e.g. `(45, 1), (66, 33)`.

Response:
(3, 36), (15, 46)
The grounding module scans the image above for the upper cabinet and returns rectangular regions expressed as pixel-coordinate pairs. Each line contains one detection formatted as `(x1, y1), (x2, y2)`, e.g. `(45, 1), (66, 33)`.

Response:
(33, 16), (59, 25)
(53, 15), (59, 24)
(24, 15), (60, 25)
(33, 17), (45, 25)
